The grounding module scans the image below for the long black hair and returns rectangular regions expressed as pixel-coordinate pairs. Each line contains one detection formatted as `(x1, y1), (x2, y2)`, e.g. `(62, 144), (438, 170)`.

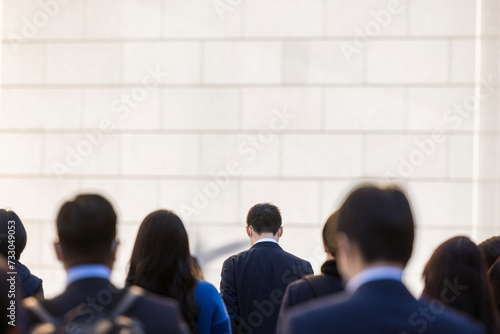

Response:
(422, 236), (500, 334)
(126, 210), (199, 333)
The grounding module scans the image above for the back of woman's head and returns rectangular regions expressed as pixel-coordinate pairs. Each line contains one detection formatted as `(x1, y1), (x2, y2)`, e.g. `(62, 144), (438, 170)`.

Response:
(0, 210), (27, 260)
(488, 258), (500, 314)
(423, 236), (500, 333)
(479, 236), (500, 269)
(127, 210), (198, 332)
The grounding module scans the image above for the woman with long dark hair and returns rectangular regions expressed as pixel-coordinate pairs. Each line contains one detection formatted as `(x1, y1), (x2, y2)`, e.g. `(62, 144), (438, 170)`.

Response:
(126, 210), (230, 334)
(422, 236), (500, 334)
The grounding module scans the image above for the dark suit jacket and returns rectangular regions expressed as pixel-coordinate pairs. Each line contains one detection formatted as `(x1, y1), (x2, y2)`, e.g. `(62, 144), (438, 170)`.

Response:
(277, 259), (343, 325)
(23, 278), (189, 334)
(281, 279), (485, 334)
(220, 241), (314, 334)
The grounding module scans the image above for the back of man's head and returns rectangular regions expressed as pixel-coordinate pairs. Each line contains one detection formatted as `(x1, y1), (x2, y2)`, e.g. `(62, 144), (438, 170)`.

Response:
(57, 194), (116, 266)
(246, 203), (282, 235)
(337, 184), (414, 267)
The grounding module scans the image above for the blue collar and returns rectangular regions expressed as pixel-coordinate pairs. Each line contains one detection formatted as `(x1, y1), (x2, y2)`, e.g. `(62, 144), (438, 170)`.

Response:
(67, 264), (111, 285)
(255, 238), (278, 244)
(346, 266), (403, 293)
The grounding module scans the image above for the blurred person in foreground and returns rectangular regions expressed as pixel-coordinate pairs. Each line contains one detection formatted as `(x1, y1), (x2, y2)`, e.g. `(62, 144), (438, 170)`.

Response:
(0, 209), (43, 298)
(221, 203), (313, 334)
(422, 236), (500, 334)
(277, 210), (343, 324)
(126, 210), (230, 334)
(22, 194), (189, 334)
(281, 184), (485, 334)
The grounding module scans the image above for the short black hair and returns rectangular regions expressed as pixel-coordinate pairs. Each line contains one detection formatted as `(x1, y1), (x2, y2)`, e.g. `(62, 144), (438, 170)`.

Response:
(246, 203), (282, 235)
(0, 210), (27, 260)
(323, 210), (339, 256)
(337, 184), (414, 266)
(57, 194), (116, 265)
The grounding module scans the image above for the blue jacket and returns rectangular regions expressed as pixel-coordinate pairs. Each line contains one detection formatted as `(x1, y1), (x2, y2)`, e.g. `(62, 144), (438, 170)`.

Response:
(195, 280), (231, 334)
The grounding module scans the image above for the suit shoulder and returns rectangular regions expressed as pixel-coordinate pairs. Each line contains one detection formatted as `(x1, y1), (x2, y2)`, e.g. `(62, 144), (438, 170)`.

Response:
(223, 248), (253, 264)
(425, 302), (485, 333)
(283, 292), (352, 332)
(286, 277), (310, 290)
(137, 288), (182, 310)
(289, 289), (351, 318)
(131, 291), (189, 332)
(280, 250), (313, 271)
(282, 278), (315, 303)
(279, 249), (310, 263)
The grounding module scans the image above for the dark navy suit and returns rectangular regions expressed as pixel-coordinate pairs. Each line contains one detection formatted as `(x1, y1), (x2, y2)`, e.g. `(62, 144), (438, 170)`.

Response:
(277, 259), (343, 327)
(280, 279), (485, 334)
(279, 260), (343, 312)
(220, 241), (313, 334)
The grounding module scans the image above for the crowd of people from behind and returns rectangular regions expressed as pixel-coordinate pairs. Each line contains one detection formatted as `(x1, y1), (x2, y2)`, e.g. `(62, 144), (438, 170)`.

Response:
(0, 184), (500, 333)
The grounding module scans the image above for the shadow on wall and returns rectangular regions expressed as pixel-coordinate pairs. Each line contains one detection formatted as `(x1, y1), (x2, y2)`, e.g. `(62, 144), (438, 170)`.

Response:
(193, 240), (249, 267)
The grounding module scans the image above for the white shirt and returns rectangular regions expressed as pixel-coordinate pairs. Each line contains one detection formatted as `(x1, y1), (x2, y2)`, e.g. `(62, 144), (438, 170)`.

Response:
(67, 264), (111, 285)
(255, 238), (278, 244)
(346, 266), (403, 293)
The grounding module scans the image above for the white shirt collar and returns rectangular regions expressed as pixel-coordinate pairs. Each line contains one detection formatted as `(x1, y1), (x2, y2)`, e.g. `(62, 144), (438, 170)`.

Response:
(67, 264), (111, 285)
(346, 266), (403, 293)
(255, 238), (278, 244)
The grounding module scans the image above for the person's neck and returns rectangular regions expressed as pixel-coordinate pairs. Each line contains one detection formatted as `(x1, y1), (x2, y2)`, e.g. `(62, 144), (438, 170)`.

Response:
(66, 263), (112, 285)
(64, 259), (113, 271)
(349, 261), (404, 280)
(251, 233), (279, 246)
(345, 262), (404, 293)
(66, 263), (112, 270)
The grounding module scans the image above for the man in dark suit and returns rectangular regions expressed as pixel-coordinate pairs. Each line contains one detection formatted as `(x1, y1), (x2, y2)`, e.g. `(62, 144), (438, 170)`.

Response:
(23, 194), (189, 334)
(277, 210), (343, 322)
(220, 203), (313, 334)
(281, 185), (485, 334)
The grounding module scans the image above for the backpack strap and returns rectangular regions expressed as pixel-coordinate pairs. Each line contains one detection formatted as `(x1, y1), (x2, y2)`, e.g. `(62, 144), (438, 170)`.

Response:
(24, 286), (144, 328)
(23, 297), (59, 327)
(111, 285), (145, 317)
(302, 275), (321, 298)
(303, 274), (342, 299)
